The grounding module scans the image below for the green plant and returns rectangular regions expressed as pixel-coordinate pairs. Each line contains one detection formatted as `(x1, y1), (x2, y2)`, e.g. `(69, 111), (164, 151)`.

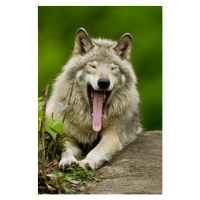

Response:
(38, 85), (100, 194)
(44, 172), (74, 194)
(44, 168), (99, 194)
(38, 85), (70, 194)
(38, 95), (69, 166)
(65, 167), (99, 181)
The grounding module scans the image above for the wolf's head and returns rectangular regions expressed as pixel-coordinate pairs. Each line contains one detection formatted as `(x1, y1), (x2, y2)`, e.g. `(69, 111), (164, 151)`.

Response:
(64, 28), (137, 132)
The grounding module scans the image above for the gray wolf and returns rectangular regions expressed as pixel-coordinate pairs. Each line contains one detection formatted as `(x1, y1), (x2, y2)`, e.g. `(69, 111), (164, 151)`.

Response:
(46, 28), (142, 170)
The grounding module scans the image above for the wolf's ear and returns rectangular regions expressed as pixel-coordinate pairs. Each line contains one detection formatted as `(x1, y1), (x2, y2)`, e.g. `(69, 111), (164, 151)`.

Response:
(74, 28), (94, 55)
(114, 33), (132, 60)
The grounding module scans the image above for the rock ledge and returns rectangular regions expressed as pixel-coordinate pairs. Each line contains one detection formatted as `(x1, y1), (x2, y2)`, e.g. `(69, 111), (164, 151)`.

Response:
(84, 130), (162, 194)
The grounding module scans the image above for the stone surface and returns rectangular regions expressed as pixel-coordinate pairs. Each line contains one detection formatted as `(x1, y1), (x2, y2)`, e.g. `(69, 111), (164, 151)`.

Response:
(84, 131), (162, 194)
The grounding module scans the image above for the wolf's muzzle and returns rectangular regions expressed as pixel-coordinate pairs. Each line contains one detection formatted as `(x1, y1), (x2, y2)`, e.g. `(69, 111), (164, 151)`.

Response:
(98, 78), (110, 89)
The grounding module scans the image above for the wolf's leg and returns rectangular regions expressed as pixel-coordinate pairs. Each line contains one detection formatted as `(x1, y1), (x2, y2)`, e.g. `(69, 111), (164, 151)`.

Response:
(78, 127), (122, 170)
(59, 138), (82, 171)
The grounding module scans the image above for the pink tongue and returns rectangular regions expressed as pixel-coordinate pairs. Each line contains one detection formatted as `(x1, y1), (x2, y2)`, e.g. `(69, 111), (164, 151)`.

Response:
(92, 91), (104, 131)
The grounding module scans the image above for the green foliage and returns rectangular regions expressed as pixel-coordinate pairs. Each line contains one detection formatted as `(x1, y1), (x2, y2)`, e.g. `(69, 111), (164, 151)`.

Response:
(60, 182), (70, 193)
(38, 96), (67, 164)
(82, 180), (88, 186)
(45, 118), (63, 141)
(77, 156), (86, 161)
(38, 159), (42, 167)
(44, 169), (99, 194)
(45, 173), (73, 193)
(38, 96), (99, 194)
(78, 186), (85, 191)
(65, 167), (99, 182)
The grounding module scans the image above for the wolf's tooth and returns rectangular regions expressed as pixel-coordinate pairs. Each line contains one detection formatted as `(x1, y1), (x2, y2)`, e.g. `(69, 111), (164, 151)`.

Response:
(103, 93), (106, 100)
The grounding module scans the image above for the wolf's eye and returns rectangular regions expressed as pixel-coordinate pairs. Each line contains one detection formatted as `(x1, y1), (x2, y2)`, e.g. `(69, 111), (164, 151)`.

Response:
(88, 64), (96, 69)
(111, 67), (119, 71)
(111, 64), (119, 71)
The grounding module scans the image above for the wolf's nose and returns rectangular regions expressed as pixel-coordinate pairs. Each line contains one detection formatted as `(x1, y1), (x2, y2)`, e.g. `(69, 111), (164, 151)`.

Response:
(98, 78), (110, 89)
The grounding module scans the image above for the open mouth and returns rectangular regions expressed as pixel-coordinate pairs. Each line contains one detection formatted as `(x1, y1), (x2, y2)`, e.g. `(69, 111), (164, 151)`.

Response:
(87, 85), (112, 132)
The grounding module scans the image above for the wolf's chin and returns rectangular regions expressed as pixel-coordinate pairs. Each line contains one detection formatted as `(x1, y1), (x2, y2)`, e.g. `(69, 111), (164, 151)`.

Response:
(87, 84), (112, 131)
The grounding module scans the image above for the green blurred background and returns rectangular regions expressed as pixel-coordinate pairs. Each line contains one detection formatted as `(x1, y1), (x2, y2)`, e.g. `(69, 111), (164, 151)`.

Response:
(38, 6), (162, 131)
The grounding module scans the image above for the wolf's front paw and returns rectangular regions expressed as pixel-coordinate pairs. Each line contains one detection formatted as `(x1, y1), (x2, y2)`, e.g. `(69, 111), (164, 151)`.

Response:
(78, 158), (97, 170)
(59, 156), (78, 171)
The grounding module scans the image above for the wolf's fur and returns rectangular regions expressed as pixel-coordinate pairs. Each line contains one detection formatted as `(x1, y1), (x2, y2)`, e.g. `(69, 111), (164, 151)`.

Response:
(46, 28), (142, 170)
